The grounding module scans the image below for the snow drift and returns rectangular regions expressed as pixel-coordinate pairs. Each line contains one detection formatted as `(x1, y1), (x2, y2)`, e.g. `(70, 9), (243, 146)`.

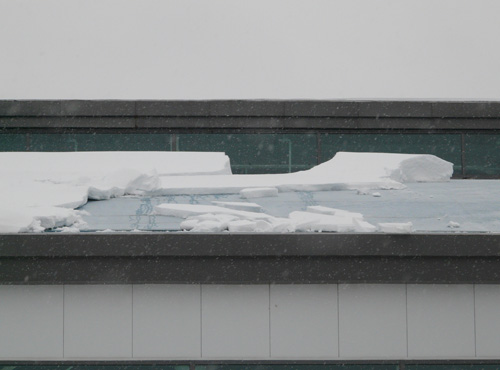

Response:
(0, 151), (453, 233)
(153, 152), (453, 195)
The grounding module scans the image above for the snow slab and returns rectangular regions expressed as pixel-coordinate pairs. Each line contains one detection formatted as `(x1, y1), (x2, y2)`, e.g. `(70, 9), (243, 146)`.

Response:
(0, 151), (453, 233)
(378, 222), (414, 233)
(240, 187), (278, 199)
(289, 210), (376, 233)
(154, 204), (275, 221)
(211, 201), (263, 212)
(0, 151), (232, 179)
(154, 152), (453, 195)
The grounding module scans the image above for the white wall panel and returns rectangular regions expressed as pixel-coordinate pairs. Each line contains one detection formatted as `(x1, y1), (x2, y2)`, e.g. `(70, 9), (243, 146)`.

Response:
(133, 284), (201, 358)
(339, 284), (406, 358)
(270, 284), (338, 358)
(64, 285), (132, 358)
(474, 284), (500, 357)
(202, 285), (269, 358)
(407, 284), (475, 358)
(0, 285), (63, 358)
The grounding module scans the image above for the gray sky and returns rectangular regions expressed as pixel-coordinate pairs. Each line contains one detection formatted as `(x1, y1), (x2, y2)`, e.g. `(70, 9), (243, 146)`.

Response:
(1, 0), (499, 100)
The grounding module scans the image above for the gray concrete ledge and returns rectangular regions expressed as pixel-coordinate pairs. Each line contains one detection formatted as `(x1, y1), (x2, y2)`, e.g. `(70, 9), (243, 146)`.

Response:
(1, 233), (500, 284)
(1, 100), (500, 119)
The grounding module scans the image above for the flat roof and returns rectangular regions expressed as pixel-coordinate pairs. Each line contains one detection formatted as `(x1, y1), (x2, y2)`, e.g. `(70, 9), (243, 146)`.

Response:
(79, 180), (500, 234)
(1, 179), (500, 285)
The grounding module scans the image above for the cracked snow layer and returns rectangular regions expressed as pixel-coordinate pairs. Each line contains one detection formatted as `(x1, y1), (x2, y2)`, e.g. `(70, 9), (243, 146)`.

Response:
(0, 151), (453, 233)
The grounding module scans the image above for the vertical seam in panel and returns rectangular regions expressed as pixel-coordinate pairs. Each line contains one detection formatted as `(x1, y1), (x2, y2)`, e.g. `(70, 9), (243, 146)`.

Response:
(131, 284), (134, 358)
(200, 284), (203, 358)
(171, 133), (177, 151)
(473, 284), (477, 357)
(461, 133), (466, 178)
(316, 132), (321, 165)
(268, 284), (272, 358)
(337, 284), (340, 358)
(62, 284), (65, 358)
(405, 284), (409, 358)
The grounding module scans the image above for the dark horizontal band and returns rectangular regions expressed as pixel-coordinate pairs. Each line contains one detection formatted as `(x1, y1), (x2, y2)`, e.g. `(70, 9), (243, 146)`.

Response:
(3, 360), (500, 365)
(1, 100), (500, 119)
(1, 233), (499, 284)
(2, 116), (500, 130)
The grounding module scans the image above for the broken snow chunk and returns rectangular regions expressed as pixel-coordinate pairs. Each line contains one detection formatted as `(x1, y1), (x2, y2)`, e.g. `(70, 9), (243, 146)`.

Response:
(270, 219), (296, 233)
(191, 220), (225, 232)
(56, 226), (81, 233)
(306, 206), (336, 215)
(378, 222), (413, 233)
(372, 192), (381, 197)
(228, 220), (258, 232)
(448, 221), (461, 228)
(212, 201), (263, 212)
(307, 206), (364, 219)
(353, 218), (377, 232)
(289, 211), (373, 233)
(180, 219), (199, 231)
(254, 220), (274, 232)
(240, 187), (278, 199)
(155, 203), (274, 221)
(88, 169), (160, 200)
(16, 206), (87, 233)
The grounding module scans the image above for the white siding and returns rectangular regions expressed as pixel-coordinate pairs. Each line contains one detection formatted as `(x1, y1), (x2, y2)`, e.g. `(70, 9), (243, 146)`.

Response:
(339, 284), (407, 358)
(0, 285), (63, 358)
(3, 283), (500, 359)
(201, 284), (269, 358)
(64, 285), (133, 358)
(270, 284), (338, 358)
(474, 284), (500, 357)
(133, 284), (201, 358)
(407, 284), (475, 358)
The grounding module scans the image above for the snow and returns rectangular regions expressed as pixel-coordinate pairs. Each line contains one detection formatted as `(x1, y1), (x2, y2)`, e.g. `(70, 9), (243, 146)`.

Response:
(0, 206), (87, 233)
(306, 205), (364, 219)
(155, 203), (275, 221)
(240, 187), (278, 199)
(289, 210), (376, 233)
(162, 203), (376, 233)
(378, 222), (414, 233)
(152, 152), (452, 195)
(0, 151), (231, 178)
(0, 151), (230, 232)
(211, 201), (263, 212)
(0, 151), (454, 233)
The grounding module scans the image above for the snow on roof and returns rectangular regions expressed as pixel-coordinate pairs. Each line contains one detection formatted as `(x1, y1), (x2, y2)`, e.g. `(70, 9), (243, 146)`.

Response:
(0, 151), (480, 234)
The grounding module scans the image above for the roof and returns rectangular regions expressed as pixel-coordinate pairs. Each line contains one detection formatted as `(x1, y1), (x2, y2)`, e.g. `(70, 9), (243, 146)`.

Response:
(80, 180), (500, 233)
(1, 100), (499, 285)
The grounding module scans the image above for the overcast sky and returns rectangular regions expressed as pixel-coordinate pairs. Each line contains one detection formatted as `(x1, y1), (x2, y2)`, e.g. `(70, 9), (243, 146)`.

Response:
(1, 0), (499, 100)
